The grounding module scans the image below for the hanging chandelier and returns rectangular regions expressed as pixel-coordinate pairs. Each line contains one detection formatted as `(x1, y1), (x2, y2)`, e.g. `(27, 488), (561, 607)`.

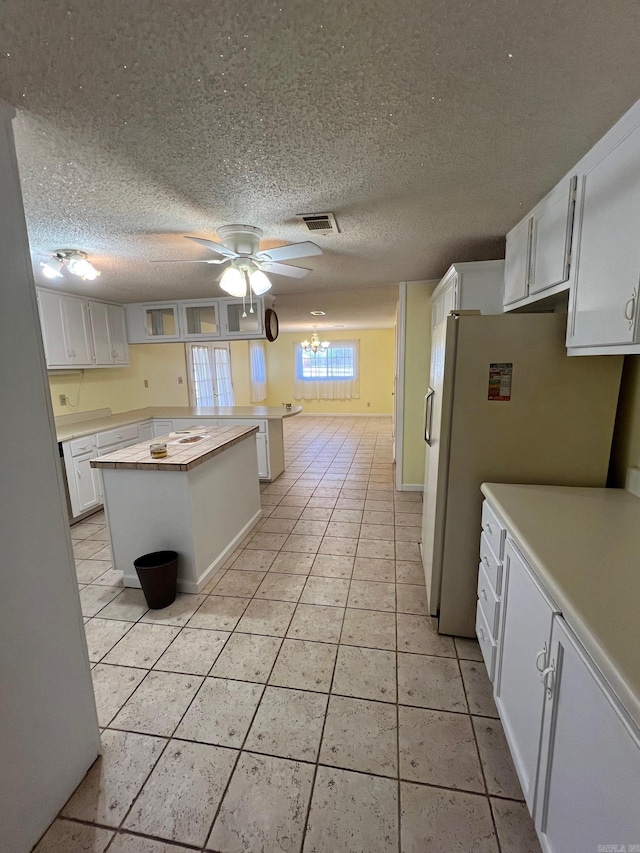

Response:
(301, 327), (330, 353)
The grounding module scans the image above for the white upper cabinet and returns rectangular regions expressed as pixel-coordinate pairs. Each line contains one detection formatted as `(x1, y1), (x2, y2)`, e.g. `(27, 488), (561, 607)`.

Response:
(107, 303), (129, 363)
(180, 301), (221, 339)
(503, 218), (532, 305)
(568, 112), (640, 349)
(37, 288), (129, 369)
(37, 289), (93, 368)
(143, 303), (180, 340)
(126, 297), (269, 343)
(88, 301), (129, 365)
(503, 177), (576, 308)
(529, 176), (577, 295)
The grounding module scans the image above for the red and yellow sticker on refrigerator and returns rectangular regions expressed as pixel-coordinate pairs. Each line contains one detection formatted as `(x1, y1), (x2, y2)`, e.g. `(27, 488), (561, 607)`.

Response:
(488, 362), (513, 401)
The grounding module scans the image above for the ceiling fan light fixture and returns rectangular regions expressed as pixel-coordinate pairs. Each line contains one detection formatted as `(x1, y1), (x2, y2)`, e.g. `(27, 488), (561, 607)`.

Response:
(67, 252), (100, 280)
(219, 265), (246, 298)
(249, 269), (272, 295)
(41, 256), (64, 278)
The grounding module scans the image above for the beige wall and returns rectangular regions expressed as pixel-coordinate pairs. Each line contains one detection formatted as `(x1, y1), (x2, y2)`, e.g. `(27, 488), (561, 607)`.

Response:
(263, 329), (395, 414)
(401, 281), (437, 486)
(48, 343), (189, 417)
(609, 355), (640, 487)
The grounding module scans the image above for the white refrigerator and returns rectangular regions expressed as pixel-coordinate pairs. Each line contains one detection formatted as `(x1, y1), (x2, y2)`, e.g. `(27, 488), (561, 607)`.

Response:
(421, 311), (623, 638)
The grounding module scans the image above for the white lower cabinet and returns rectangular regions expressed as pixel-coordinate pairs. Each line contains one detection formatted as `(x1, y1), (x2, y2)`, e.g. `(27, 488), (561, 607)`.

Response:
(256, 433), (268, 479)
(494, 539), (560, 811)
(482, 499), (640, 850)
(152, 420), (173, 437)
(138, 421), (154, 441)
(535, 615), (640, 852)
(70, 449), (101, 515)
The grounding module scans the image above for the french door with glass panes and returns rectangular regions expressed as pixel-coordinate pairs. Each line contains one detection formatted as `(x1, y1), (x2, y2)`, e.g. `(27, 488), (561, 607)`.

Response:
(186, 342), (235, 407)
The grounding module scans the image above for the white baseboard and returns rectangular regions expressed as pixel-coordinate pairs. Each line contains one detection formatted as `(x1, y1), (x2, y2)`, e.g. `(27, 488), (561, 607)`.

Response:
(123, 508), (263, 594)
(398, 483), (423, 492)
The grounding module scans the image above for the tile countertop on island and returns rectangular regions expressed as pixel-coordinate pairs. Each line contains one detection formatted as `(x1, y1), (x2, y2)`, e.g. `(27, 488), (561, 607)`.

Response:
(54, 405), (302, 442)
(481, 482), (640, 729)
(90, 425), (258, 472)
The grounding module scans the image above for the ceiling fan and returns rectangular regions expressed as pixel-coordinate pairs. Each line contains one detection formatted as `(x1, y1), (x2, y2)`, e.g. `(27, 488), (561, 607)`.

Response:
(152, 224), (322, 299)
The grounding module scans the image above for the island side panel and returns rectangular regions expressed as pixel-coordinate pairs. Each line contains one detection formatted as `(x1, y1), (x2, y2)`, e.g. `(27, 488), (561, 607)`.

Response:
(266, 419), (286, 480)
(188, 435), (262, 589)
(102, 468), (196, 591)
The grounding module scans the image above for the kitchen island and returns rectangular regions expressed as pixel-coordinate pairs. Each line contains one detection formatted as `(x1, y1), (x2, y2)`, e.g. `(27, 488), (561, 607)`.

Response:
(91, 425), (261, 593)
(57, 405), (301, 520)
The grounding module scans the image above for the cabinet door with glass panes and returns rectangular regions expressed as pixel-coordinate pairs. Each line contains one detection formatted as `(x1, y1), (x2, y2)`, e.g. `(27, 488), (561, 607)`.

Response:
(220, 297), (264, 338)
(179, 300), (221, 340)
(143, 303), (181, 340)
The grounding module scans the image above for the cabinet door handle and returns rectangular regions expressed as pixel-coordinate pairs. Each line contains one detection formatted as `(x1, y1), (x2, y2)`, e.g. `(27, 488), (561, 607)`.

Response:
(535, 643), (548, 672)
(481, 555), (490, 569)
(624, 288), (637, 329)
(77, 470), (81, 478)
(541, 662), (555, 698)
(479, 587), (488, 601)
(484, 522), (493, 536)
(477, 625), (486, 642)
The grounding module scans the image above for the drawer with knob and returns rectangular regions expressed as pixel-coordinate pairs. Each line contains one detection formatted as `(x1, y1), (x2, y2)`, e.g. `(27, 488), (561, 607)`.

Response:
(481, 500), (506, 561)
(477, 560), (500, 637)
(476, 603), (497, 682)
(479, 532), (503, 596)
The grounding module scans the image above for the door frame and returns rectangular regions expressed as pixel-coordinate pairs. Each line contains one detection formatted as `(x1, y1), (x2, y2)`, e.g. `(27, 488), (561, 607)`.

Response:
(394, 282), (407, 491)
(185, 341), (233, 407)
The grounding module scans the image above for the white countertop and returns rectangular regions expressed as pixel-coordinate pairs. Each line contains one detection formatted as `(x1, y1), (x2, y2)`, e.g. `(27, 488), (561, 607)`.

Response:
(55, 405), (302, 442)
(481, 482), (640, 728)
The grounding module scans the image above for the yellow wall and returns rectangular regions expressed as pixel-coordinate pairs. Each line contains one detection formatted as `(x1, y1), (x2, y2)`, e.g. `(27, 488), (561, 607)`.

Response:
(401, 281), (437, 486)
(229, 341), (252, 406)
(609, 355), (640, 487)
(262, 329), (395, 414)
(48, 343), (190, 417)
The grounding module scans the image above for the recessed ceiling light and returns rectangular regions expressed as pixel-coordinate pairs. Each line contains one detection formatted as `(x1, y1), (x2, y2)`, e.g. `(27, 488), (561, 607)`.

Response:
(334, 324), (345, 328)
(310, 310), (326, 316)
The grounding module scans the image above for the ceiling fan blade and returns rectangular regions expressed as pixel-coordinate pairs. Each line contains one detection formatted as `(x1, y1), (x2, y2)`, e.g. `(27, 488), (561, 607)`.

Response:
(259, 261), (311, 278)
(184, 236), (239, 258)
(256, 241), (322, 262)
(149, 258), (226, 264)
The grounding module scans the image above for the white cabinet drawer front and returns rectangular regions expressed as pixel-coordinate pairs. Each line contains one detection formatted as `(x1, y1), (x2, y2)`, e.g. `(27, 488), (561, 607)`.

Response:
(68, 436), (96, 457)
(477, 561), (500, 637)
(481, 501), (505, 560)
(479, 532), (502, 595)
(476, 603), (497, 682)
(95, 423), (140, 448)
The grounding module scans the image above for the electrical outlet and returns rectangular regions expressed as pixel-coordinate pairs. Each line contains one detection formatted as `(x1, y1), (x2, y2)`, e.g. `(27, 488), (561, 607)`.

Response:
(144, 379), (149, 388)
(59, 394), (67, 406)
(178, 376), (183, 385)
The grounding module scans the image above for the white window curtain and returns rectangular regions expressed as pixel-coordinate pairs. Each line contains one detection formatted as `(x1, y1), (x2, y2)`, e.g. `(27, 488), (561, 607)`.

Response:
(293, 340), (360, 400)
(249, 341), (268, 403)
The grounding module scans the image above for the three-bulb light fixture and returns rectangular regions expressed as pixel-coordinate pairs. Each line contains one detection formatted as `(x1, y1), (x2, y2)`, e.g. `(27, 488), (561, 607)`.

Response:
(41, 250), (101, 282)
(301, 326), (330, 353)
(218, 259), (272, 318)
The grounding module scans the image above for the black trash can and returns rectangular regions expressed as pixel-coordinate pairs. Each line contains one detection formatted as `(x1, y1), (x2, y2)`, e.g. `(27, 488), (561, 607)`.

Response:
(134, 550), (178, 609)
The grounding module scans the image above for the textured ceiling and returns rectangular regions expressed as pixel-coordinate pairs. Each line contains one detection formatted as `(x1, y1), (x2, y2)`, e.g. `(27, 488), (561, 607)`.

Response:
(1, 1), (640, 327)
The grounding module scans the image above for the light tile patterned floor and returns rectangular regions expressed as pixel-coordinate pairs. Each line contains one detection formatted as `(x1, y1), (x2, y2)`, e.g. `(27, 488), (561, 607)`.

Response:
(37, 416), (541, 853)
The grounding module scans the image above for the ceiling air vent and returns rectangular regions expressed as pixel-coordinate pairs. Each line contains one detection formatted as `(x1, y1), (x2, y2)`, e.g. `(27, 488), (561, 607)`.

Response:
(296, 212), (340, 233)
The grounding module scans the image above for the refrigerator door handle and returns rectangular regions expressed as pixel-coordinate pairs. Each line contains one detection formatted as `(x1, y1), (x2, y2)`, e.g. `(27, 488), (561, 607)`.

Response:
(424, 387), (435, 445)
